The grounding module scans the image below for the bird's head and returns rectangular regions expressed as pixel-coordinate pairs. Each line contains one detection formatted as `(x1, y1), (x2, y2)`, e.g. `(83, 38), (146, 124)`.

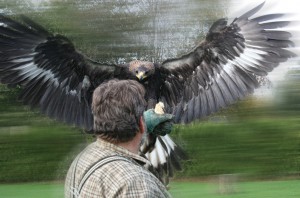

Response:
(129, 60), (155, 82)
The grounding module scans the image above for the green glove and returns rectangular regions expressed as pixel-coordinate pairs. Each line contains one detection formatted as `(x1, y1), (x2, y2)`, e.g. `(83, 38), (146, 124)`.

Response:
(143, 109), (174, 136)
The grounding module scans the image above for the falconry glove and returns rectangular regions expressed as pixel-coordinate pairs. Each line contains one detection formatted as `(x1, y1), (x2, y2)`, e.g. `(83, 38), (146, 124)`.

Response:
(143, 109), (174, 136)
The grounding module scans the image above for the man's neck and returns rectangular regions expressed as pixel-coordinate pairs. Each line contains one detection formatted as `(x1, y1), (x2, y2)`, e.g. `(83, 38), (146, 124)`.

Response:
(115, 131), (143, 154)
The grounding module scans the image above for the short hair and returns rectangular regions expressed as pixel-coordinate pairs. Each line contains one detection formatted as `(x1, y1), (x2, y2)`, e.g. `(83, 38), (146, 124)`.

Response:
(92, 79), (147, 143)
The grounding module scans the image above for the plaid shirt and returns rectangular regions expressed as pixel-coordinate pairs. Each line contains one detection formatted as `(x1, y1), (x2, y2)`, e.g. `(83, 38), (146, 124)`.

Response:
(65, 138), (171, 198)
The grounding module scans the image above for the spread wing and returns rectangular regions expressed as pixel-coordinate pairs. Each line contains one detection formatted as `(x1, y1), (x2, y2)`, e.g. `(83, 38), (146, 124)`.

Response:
(0, 15), (127, 130)
(0, 14), (181, 185)
(158, 2), (296, 123)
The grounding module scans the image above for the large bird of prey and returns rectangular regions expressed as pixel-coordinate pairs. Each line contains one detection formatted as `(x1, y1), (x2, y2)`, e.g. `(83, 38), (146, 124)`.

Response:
(0, 2), (296, 183)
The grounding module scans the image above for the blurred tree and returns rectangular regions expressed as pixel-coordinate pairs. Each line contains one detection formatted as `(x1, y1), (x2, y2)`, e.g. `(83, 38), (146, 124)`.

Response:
(1, 0), (227, 63)
(274, 67), (300, 113)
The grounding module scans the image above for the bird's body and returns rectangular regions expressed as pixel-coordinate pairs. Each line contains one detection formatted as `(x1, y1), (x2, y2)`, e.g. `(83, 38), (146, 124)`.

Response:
(127, 60), (160, 108)
(0, 2), (296, 183)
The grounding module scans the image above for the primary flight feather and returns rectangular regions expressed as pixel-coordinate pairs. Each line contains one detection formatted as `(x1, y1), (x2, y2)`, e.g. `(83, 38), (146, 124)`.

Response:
(0, 2), (296, 183)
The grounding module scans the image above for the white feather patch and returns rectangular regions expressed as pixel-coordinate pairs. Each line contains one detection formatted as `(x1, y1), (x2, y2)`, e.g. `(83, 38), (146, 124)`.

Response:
(13, 59), (60, 88)
(149, 147), (159, 167)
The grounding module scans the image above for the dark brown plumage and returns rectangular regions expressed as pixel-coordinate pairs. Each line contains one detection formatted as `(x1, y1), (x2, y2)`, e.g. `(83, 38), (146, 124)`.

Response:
(0, 2), (296, 183)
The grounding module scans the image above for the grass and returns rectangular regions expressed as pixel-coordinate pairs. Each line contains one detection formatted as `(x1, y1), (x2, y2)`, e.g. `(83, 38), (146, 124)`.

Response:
(170, 180), (300, 198)
(0, 180), (299, 198)
(0, 182), (63, 198)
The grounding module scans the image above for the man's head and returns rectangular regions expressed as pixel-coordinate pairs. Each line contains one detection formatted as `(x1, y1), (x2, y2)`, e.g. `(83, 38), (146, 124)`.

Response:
(92, 79), (147, 143)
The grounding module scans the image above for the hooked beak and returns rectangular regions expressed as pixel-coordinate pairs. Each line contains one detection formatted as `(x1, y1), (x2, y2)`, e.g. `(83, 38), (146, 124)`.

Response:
(136, 71), (146, 81)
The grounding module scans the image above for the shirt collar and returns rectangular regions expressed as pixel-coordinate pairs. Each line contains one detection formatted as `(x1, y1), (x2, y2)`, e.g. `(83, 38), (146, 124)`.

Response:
(95, 138), (149, 166)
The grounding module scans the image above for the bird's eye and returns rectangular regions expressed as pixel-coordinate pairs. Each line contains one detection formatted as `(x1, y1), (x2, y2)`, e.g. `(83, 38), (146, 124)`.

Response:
(135, 71), (138, 74)
(145, 71), (149, 75)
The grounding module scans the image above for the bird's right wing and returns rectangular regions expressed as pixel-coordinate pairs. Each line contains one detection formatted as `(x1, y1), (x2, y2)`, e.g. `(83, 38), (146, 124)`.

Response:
(0, 15), (127, 131)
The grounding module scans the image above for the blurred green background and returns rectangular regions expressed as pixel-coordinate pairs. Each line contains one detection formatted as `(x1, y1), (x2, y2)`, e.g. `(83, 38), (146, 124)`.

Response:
(0, 0), (300, 197)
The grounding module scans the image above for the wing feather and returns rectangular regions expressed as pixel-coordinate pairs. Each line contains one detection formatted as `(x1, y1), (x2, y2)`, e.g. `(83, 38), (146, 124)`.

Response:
(0, 15), (124, 130)
(159, 3), (295, 123)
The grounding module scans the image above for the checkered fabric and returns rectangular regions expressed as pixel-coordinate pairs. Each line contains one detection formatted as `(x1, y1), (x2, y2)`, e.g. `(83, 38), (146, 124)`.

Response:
(65, 138), (171, 198)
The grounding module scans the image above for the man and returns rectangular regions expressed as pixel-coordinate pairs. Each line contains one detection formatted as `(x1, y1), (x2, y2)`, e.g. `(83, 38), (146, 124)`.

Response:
(65, 79), (172, 198)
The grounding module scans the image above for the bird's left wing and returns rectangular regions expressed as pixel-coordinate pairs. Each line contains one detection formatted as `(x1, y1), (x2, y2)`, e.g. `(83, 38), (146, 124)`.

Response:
(158, 2), (296, 123)
(0, 15), (125, 130)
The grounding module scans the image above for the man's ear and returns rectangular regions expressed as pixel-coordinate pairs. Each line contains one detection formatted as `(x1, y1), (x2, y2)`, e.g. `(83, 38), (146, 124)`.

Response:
(139, 116), (145, 134)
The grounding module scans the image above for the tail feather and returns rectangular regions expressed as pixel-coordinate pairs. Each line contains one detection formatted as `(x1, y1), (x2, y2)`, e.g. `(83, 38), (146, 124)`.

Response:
(141, 134), (187, 185)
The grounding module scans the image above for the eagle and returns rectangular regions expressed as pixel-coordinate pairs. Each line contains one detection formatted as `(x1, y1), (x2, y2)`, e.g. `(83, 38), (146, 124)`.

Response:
(0, 2), (296, 183)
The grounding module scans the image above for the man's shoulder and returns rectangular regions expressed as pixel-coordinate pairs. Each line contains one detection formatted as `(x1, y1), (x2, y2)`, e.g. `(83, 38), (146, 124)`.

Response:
(74, 143), (148, 179)
(80, 142), (161, 184)
(97, 156), (149, 177)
